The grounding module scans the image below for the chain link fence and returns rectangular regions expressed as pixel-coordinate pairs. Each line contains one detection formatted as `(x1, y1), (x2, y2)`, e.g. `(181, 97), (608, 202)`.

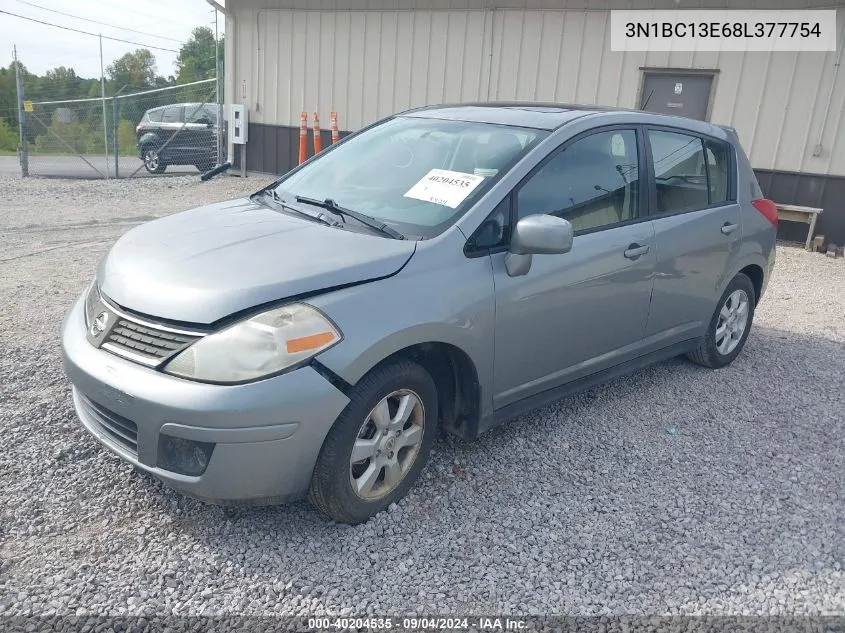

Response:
(17, 78), (224, 179)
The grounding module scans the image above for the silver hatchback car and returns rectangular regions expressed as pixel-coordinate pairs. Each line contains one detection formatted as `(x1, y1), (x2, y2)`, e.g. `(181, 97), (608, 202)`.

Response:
(63, 104), (777, 524)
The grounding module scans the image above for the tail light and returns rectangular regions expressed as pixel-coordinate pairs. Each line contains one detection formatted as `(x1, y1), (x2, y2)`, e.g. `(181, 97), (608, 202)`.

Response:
(752, 198), (778, 227)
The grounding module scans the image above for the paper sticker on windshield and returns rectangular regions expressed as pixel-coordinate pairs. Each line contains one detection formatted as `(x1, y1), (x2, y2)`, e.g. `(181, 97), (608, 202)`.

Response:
(404, 169), (485, 209)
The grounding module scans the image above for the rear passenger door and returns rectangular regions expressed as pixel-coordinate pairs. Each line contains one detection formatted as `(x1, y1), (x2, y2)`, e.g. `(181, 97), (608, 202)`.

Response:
(643, 127), (741, 344)
(159, 105), (185, 160)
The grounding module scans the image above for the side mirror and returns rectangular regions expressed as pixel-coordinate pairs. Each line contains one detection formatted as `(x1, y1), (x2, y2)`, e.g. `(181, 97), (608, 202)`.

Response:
(505, 214), (573, 277)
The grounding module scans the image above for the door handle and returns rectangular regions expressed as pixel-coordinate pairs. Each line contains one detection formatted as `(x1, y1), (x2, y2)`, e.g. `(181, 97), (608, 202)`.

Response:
(623, 243), (650, 259)
(721, 222), (739, 235)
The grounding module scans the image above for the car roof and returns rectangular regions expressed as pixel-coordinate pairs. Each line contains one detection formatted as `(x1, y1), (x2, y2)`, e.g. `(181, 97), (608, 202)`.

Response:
(402, 103), (599, 130)
(148, 103), (212, 111)
(403, 102), (728, 138)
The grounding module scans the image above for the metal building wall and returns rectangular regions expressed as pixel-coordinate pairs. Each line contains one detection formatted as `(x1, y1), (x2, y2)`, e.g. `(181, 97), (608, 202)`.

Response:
(229, 5), (845, 178)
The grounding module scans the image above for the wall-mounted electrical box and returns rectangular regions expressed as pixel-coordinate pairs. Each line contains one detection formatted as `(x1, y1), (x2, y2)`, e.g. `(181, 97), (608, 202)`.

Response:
(231, 104), (248, 145)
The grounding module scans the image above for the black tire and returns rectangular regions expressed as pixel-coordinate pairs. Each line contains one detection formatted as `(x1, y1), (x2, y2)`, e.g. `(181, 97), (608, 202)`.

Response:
(309, 359), (438, 524)
(141, 147), (166, 174)
(686, 273), (756, 369)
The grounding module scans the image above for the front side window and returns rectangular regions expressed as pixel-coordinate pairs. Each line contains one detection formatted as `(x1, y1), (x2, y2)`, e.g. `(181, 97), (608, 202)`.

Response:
(203, 105), (220, 124)
(185, 105), (216, 124)
(161, 106), (182, 123)
(146, 109), (163, 123)
(273, 116), (547, 238)
(516, 129), (640, 233)
(648, 130), (709, 213)
(468, 196), (512, 251)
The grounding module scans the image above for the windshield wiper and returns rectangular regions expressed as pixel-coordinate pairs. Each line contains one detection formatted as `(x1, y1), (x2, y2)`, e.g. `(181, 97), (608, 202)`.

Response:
(295, 195), (404, 240)
(261, 189), (340, 228)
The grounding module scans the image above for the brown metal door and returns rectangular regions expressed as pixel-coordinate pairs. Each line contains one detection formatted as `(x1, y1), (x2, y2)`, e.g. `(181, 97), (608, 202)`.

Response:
(640, 73), (713, 121)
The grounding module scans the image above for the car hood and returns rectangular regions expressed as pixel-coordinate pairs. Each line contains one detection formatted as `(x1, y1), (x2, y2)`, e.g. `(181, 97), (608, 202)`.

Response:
(97, 197), (416, 324)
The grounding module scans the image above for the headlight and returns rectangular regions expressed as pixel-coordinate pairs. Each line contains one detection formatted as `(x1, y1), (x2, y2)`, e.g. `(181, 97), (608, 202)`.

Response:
(163, 303), (341, 384)
(84, 280), (99, 327)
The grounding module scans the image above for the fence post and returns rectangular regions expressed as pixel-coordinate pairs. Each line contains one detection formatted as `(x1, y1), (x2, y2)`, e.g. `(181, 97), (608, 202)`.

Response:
(214, 7), (223, 166)
(112, 96), (120, 178)
(99, 35), (109, 179)
(13, 45), (28, 177)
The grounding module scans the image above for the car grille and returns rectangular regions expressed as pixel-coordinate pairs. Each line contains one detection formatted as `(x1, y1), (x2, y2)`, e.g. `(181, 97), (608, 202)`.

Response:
(104, 318), (199, 362)
(78, 393), (138, 454)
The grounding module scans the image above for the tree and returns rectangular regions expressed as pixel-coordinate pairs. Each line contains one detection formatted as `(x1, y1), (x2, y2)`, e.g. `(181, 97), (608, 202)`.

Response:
(0, 63), (20, 126)
(41, 66), (83, 101)
(175, 27), (223, 84)
(107, 49), (157, 91)
(0, 117), (18, 151)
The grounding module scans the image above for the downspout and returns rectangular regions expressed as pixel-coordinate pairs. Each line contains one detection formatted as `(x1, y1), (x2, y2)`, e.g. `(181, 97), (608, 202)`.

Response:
(813, 18), (845, 157)
(205, 0), (237, 172)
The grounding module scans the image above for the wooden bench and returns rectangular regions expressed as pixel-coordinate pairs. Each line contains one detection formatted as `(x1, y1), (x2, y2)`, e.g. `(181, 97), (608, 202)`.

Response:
(775, 203), (823, 251)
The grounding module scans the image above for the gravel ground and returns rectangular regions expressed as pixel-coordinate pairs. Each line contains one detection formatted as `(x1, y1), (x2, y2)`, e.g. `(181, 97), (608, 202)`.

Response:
(0, 174), (843, 618)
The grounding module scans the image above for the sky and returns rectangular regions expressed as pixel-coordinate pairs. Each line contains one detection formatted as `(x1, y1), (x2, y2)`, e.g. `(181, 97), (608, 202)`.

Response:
(0, 0), (224, 78)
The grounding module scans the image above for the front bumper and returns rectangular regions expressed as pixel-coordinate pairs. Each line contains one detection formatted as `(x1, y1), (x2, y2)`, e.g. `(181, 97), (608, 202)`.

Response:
(61, 294), (350, 504)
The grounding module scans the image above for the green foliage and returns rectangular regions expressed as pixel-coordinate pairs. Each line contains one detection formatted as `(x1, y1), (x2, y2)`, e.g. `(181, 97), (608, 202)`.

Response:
(0, 64), (21, 125)
(32, 112), (105, 155)
(117, 119), (137, 155)
(0, 117), (18, 151)
(176, 27), (224, 84)
(107, 49), (158, 91)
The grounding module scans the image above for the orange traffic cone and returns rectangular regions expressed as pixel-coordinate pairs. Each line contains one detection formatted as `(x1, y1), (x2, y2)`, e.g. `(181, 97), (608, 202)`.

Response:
(312, 112), (322, 155)
(298, 112), (307, 165)
(330, 112), (340, 144)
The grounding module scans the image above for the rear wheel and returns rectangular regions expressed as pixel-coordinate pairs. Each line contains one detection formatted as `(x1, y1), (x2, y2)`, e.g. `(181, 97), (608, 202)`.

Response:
(142, 147), (166, 174)
(686, 273), (755, 369)
(309, 359), (438, 524)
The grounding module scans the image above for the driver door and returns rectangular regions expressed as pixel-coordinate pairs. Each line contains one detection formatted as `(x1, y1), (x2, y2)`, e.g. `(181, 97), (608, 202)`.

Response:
(184, 105), (217, 159)
(491, 127), (656, 409)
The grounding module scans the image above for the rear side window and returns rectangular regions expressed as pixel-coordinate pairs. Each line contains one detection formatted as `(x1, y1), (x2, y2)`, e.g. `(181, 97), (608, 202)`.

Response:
(161, 106), (182, 123)
(704, 139), (730, 203)
(648, 130), (709, 214)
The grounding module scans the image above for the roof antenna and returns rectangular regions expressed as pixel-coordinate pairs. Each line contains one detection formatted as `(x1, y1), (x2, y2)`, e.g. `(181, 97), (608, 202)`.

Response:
(640, 88), (655, 111)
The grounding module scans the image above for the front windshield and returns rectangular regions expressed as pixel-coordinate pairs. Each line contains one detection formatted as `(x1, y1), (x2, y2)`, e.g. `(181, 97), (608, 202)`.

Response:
(273, 116), (547, 238)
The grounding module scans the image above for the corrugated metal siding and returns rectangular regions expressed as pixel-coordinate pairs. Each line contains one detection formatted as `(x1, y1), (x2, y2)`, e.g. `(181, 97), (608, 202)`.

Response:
(250, 9), (490, 129)
(231, 5), (845, 176)
(231, 0), (840, 9)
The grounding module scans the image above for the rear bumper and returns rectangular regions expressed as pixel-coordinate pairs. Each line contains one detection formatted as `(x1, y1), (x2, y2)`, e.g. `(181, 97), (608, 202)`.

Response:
(62, 294), (350, 504)
(762, 242), (776, 300)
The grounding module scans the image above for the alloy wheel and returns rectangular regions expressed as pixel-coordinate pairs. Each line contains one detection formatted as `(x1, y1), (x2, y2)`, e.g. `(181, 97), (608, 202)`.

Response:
(715, 289), (749, 355)
(349, 389), (425, 501)
(144, 150), (159, 171)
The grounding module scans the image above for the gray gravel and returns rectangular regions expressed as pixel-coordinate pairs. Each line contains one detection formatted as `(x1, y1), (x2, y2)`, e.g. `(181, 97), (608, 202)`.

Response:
(1, 174), (843, 617)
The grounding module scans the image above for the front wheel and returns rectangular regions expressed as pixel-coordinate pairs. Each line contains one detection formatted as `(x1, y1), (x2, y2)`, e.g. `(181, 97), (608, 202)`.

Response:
(686, 273), (756, 369)
(142, 147), (166, 174)
(309, 359), (438, 524)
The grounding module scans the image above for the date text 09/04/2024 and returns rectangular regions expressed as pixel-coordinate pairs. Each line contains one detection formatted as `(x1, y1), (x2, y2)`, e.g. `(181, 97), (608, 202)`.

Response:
(307, 617), (528, 630)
